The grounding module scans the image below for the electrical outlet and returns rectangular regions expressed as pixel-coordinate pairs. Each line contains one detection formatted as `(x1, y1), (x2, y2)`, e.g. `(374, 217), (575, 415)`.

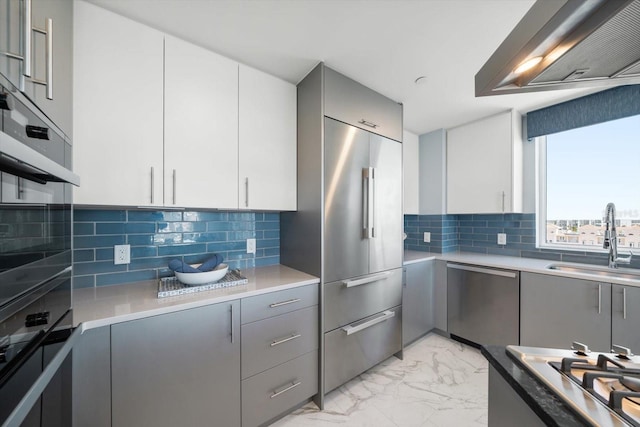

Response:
(497, 233), (507, 245)
(114, 244), (130, 265)
(423, 232), (431, 243)
(246, 238), (256, 254)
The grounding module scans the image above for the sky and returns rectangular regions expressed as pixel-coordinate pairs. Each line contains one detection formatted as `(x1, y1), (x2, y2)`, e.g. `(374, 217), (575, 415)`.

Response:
(546, 114), (640, 220)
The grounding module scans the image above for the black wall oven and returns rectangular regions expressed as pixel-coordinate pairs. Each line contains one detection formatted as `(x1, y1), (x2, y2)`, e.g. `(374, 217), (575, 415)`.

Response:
(0, 74), (79, 426)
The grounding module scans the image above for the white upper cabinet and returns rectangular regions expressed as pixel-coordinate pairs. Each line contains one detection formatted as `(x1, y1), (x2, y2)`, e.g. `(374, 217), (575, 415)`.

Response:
(402, 130), (419, 215)
(238, 64), (296, 211)
(446, 110), (523, 214)
(73, 0), (164, 206)
(164, 36), (238, 209)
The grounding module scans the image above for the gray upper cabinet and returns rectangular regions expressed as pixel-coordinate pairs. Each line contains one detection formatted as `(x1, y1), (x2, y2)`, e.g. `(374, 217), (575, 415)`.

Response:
(324, 67), (402, 142)
(0, 0), (23, 89)
(612, 284), (640, 355)
(111, 301), (241, 427)
(520, 272), (611, 352)
(403, 260), (434, 346)
(23, 0), (73, 139)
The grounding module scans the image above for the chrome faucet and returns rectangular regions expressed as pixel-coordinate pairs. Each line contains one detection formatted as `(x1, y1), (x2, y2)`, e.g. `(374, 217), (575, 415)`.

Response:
(603, 202), (632, 268)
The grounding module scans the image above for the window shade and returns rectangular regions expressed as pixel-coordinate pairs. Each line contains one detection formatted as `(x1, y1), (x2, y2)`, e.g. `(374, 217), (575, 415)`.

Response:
(526, 85), (640, 139)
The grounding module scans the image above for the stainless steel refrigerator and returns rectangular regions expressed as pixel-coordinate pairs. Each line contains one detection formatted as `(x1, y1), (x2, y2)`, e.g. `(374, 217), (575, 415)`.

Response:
(281, 63), (403, 407)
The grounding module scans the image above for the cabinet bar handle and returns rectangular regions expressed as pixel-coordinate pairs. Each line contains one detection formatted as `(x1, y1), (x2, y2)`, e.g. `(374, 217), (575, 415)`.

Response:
(270, 381), (301, 399)
(342, 271), (391, 288)
(598, 284), (602, 314)
(172, 169), (176, 205)
(245, 177), (249, 207)
(342, 310), (395, 336)
(45, 18), (52, 100)
(447, 263), (517, 278)
(230, 304), (235, 343)
(270, 334), (301, 347)
(23, 0), (32, 77)
(623, 288), (627, 320)
(501, 190), (505, 212)
(17, 177), (23, 200)
(269, 298), (300, 308)
(150, 167), (154, 204)
(358, 119), (378, 129)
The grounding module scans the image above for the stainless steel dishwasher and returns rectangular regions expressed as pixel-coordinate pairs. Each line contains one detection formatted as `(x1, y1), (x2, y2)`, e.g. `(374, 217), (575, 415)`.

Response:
(447, 263), (519, 347)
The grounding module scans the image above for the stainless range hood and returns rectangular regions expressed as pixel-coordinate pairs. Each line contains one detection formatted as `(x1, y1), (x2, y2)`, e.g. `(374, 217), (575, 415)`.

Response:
(476, 0), (640, 96)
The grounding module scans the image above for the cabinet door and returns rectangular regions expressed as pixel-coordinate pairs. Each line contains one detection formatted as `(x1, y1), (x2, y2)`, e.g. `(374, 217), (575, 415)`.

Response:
(612, 284), (640, 354)
(403, 260), (434, 346)
(164, 35), (238, 209)
(447, 110), (522, 214)
(111, 301), (241, 427)
(239, 64), (296, 211)
(521, 272), (611, 351)
(73, 1), (164, 206)
(324, 66), (402, 142)
(21, 0), (73, 138)
(0, 0), (23, 89)
(369, 133), (403, 273)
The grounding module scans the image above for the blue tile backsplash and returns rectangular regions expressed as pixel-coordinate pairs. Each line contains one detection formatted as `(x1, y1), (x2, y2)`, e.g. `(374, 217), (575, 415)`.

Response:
(73, 208), (280, 288)
(404, 213), (640, 269)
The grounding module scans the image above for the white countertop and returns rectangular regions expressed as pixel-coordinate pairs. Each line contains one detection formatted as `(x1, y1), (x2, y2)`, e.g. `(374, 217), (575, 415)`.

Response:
(73, 264), (319, 331)
(403, 250), (436, 265)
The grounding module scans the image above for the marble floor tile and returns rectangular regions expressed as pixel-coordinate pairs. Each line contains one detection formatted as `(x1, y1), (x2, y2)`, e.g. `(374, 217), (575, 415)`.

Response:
(271, 333), (488, 427)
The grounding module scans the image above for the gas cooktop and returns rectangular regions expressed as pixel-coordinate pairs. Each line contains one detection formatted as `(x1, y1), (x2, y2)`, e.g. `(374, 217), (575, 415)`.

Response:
(508, 344), (640, 427)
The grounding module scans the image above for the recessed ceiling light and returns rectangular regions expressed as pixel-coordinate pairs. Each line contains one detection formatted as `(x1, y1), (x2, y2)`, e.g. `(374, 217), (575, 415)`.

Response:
(414, 76), (428, 85)
(514, 56), (543, 75)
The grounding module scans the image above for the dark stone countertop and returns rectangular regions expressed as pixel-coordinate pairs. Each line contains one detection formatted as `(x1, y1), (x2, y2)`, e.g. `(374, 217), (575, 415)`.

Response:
(481, 345), (590, 427)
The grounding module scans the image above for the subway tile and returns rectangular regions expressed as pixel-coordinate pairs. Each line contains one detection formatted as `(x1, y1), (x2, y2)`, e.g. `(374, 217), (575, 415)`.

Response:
(74, 223), (94, 236)
(73, 275), (95, 289)
(521, 235), (536, 244)
(207, 241), (246, 252)
(131, 246), (157, 258)
(73, 261), (127, 275)
(182, 232), (227, 244)
(158, 222), (206, 233)
(519, 221), (535, 228)
(96, 223), (125, 235)
(263, 247), (280, 257)
(560, 254), (608, 266)
(227, 231), (257, 240)
(460, 246), (487, 254)
(128, 210), (182, 222)
(129, 257), (176, 271)
(521, 251), (561, 261)
(183, 211), (228, 222)
(153, 233), (182, 245)
(74, 235), (125, 249)
(158, 244), (207, 256)
(487, 247), (522, 257)
(255, 256), (279, 267)
(256, 221), (280, 231)
(125, 223), (156, 234)
(473, 227), (502, 235)
(506, 235), (521, 243)
(264, 213), (280, 221)
(441, 246), (458, 254)
(228, 212), (256, 221)
(73, 249), (94, 262)
(96, 248), (113, 261)
(127, 234), (156, 246)
(472, 214), (502, 221)
(257, 238), (279, 249)
(74, 209), (126, 222)
(263, 230), (280, 239)
(96, 270), (157, 286)
(488, 221), (519, 228)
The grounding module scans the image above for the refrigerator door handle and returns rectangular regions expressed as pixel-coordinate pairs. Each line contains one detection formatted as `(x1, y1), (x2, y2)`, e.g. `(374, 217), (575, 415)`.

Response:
(371, 167), (376, 238)
(342, 271), (391, 288)
(362, 167), (374, 239)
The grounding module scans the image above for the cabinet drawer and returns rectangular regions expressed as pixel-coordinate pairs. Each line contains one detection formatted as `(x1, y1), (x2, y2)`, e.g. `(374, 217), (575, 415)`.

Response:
(324, 67), (402, 142)
(241, 284), (318, 324)
(324, 268), (402, 332)
(241, 351), (317, 427)
(324, 305), (402, 393)
(242, 305), (318, 379)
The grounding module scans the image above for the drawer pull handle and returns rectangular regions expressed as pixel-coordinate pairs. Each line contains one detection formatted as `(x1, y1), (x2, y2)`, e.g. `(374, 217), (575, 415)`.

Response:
(269, 298), (301, 308)
(270, 334), (301, 347)
(358, 119), (378, 129)
(270, 381), (301, 399)
(342, 271), (391, 288)
(341, 310), (395, 336)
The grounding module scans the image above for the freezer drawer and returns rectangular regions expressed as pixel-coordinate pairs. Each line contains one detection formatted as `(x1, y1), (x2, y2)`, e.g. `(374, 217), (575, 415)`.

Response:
(324, 268), (402, 333)
(241, 351), (318, 427)
(241, 284), (318, 324)
(324, 305), (402, 393)
(447, 263), (519, 346)
(241, 306), (318, 379)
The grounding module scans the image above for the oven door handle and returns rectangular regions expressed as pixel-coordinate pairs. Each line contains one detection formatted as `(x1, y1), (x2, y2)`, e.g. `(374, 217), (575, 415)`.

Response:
(3, 326), (80, 427)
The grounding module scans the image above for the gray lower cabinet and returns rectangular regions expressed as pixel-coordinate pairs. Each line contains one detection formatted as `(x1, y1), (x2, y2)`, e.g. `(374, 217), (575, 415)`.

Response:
(612, 284), (640, 354)
(111, 301), (241, 427)
(403, 260), (434, 346)
(73, 326), (111, 427)
(324, 305), (402, 393)
(520, 272), (611, 351)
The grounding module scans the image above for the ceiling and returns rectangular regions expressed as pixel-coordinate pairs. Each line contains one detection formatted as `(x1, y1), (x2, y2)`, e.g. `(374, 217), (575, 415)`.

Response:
(86, 0), (596, 135)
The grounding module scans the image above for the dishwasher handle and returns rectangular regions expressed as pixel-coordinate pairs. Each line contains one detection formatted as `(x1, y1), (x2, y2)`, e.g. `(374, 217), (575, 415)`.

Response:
(447, 263), (517, 279)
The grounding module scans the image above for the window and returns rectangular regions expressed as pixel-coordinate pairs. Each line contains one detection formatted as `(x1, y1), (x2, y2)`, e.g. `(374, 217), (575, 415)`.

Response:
(537, 114), (640, 252)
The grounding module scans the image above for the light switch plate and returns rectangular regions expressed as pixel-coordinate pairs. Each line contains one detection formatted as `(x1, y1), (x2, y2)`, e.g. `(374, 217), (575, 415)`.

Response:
(423, 232), (431, 243)
(497, 233), (507, 245)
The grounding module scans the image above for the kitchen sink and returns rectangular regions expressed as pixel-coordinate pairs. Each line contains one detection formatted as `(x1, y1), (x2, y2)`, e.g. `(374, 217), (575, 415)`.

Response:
(546, 263), (640, 281)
